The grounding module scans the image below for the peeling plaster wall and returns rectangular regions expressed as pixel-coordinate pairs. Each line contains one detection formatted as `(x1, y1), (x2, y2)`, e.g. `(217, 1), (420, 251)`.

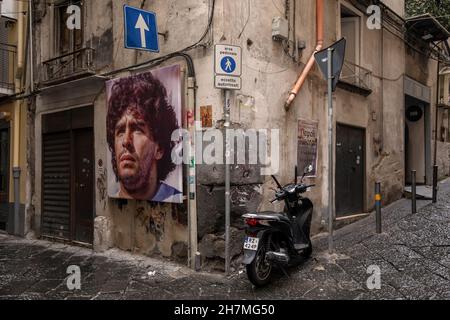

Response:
(375, 21), (406, 206)
(406, 42), (441, 185)
(436, 141), (450, 179)
(380, 0), (405, 18)
(31, 0), (411, 264)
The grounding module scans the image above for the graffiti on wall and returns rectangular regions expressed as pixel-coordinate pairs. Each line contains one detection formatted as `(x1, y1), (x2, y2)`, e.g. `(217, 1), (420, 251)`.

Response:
(135, 207), (165, 241)
(96, 160), (107, 210)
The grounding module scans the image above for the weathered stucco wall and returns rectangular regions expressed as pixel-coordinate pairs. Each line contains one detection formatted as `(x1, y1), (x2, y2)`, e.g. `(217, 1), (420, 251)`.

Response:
(436, 141), (450, 179)
(406, 41), (440, 185)
(31, 0), (415, 268)
(380, 0), (405, 18)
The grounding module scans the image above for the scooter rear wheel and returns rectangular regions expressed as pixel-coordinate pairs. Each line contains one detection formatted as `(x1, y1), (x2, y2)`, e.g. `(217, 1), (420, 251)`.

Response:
(246, 244), (272, 287)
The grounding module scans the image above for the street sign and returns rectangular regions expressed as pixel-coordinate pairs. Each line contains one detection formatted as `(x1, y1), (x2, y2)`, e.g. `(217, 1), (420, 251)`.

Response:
(123, 5), (159, 52)
(215, 44), (242, 76)
(313, 38), (347, 254)
(215, 75), (242, 90)
(314, 38), (346, 91)
(215, 44), (242, 90)
(215, 45), (243, 273)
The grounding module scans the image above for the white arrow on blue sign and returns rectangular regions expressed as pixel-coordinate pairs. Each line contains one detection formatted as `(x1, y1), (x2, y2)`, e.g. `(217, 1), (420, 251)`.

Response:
(123, 5), (159, 52)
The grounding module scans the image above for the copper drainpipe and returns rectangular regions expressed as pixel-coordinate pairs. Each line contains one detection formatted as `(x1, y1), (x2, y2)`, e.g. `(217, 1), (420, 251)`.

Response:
(285, 0), (324, 110)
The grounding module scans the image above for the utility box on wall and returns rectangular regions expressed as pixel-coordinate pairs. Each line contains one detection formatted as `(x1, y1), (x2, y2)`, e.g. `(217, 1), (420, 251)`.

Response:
(0, 0), (18, 20)
(272, 16), (289, 41)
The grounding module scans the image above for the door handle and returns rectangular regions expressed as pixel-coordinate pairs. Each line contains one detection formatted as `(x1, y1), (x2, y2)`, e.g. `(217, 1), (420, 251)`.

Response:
(79, 184), (86, 188)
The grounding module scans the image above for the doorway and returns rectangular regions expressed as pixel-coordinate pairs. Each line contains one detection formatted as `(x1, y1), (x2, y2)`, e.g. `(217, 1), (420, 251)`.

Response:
(41, 107), (94, 244)
(336, 124), (365, 217)
(73, 128), (94, 243)
(405, 95), (430, 185)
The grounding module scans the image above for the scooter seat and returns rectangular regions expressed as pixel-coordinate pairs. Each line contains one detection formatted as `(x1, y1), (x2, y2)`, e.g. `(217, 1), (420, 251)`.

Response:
(245, 212), (291, 223)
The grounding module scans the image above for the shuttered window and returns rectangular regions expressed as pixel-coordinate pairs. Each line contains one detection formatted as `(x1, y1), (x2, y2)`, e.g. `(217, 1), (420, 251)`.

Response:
(0, 17), (10, 88)
(42, 132), (71, 239)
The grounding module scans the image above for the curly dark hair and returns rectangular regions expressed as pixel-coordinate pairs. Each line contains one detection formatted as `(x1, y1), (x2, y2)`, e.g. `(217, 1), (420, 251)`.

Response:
(107, 72), (179, 183)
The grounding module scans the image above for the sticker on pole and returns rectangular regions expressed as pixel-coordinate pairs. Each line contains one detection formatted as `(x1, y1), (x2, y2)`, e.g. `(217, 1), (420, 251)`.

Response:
(215, 44), (242, 90)
(215, 75), (242, 90)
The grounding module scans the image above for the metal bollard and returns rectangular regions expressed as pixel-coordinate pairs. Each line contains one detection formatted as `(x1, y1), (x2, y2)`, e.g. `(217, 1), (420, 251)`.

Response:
(412, 170), (417, 214)
(433, 165), (438, 203)
(375, 182), (382, 234)
(195, 252), (201, 272)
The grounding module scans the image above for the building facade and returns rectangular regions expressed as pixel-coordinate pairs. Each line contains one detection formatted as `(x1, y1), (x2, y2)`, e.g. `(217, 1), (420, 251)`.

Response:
(0, 0), (29, 236)
(26, 0), (449, 270)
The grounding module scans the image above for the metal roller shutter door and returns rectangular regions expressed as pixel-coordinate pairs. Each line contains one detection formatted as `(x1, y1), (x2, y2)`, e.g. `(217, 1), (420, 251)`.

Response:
(42, 131), (71, 239)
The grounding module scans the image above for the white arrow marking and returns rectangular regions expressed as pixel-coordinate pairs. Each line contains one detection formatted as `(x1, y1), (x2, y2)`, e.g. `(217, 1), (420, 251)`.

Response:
(135, 14), (150, 48)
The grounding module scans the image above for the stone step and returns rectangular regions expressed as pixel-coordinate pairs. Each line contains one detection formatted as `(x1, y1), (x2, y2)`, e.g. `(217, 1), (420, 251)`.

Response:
(404, 185), (433, 200)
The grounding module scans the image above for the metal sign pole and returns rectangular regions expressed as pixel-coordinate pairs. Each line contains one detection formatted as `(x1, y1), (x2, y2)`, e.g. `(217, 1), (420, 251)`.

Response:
(327, 47), (335, 254)
(224, 89), (231, 275)
(313, 39), (345, 254)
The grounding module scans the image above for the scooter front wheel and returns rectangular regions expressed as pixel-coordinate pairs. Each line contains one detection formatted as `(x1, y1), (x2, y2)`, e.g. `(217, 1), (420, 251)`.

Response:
(246, 244), (272, 287)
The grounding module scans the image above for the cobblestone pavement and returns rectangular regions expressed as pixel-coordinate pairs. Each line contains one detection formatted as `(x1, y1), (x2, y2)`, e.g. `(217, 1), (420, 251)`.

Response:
(1, 179), (449, 300)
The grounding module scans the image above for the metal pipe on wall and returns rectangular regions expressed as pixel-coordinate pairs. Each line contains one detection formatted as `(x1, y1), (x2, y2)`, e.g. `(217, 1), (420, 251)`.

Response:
(187, 76), (199, 270)
(13, 0), (25, 236)
(224, 90), (231, 275)
(285, 0), (324, 110)
(29, 0), (34, 93)
(327, 47), (334, 254)
(433, 60), (440, 202)
(434, 60), (440, 166)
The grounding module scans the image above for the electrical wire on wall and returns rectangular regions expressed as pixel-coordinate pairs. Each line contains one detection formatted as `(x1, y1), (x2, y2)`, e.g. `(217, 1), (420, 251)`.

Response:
(281, 0), (299, 63)
(237, 0), (251, 39)
(102, 0), (216, 78)
(7, 0), (216, 102)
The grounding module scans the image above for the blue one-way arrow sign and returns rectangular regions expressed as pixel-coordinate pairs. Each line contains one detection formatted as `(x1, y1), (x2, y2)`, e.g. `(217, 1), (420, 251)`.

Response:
(124, 5), (159, 52)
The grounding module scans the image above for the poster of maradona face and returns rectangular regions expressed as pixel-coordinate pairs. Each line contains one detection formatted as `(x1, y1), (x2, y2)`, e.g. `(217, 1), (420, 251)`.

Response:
(106, 65), (183, 203)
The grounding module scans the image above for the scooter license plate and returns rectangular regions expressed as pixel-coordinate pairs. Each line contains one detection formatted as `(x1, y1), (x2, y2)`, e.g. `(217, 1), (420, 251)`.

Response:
(243, 237), (259, 251)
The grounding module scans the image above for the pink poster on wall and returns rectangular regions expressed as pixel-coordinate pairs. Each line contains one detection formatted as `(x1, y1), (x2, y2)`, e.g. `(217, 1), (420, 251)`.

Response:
(106, 65), (183, 203)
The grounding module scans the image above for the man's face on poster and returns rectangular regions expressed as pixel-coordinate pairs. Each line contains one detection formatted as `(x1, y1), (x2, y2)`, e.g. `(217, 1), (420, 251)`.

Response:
(114, 106), (163, 192)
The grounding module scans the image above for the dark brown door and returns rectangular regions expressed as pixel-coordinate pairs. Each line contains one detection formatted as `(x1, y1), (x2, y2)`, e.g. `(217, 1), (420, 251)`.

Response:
(42, 107), (94, 244)
(0, 127), (10, 231)
(73, 128), (94, 244)
(336, 124), (365, 217)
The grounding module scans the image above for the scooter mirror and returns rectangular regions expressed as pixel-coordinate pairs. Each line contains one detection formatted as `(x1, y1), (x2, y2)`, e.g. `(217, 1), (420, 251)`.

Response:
(301, 164), (314, 183)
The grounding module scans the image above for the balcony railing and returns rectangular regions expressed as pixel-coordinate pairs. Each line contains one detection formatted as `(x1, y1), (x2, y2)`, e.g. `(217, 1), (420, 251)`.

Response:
(0, 43), (16, 96)
(339, 60), (373, 96)
(42, 47), (95, 85)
